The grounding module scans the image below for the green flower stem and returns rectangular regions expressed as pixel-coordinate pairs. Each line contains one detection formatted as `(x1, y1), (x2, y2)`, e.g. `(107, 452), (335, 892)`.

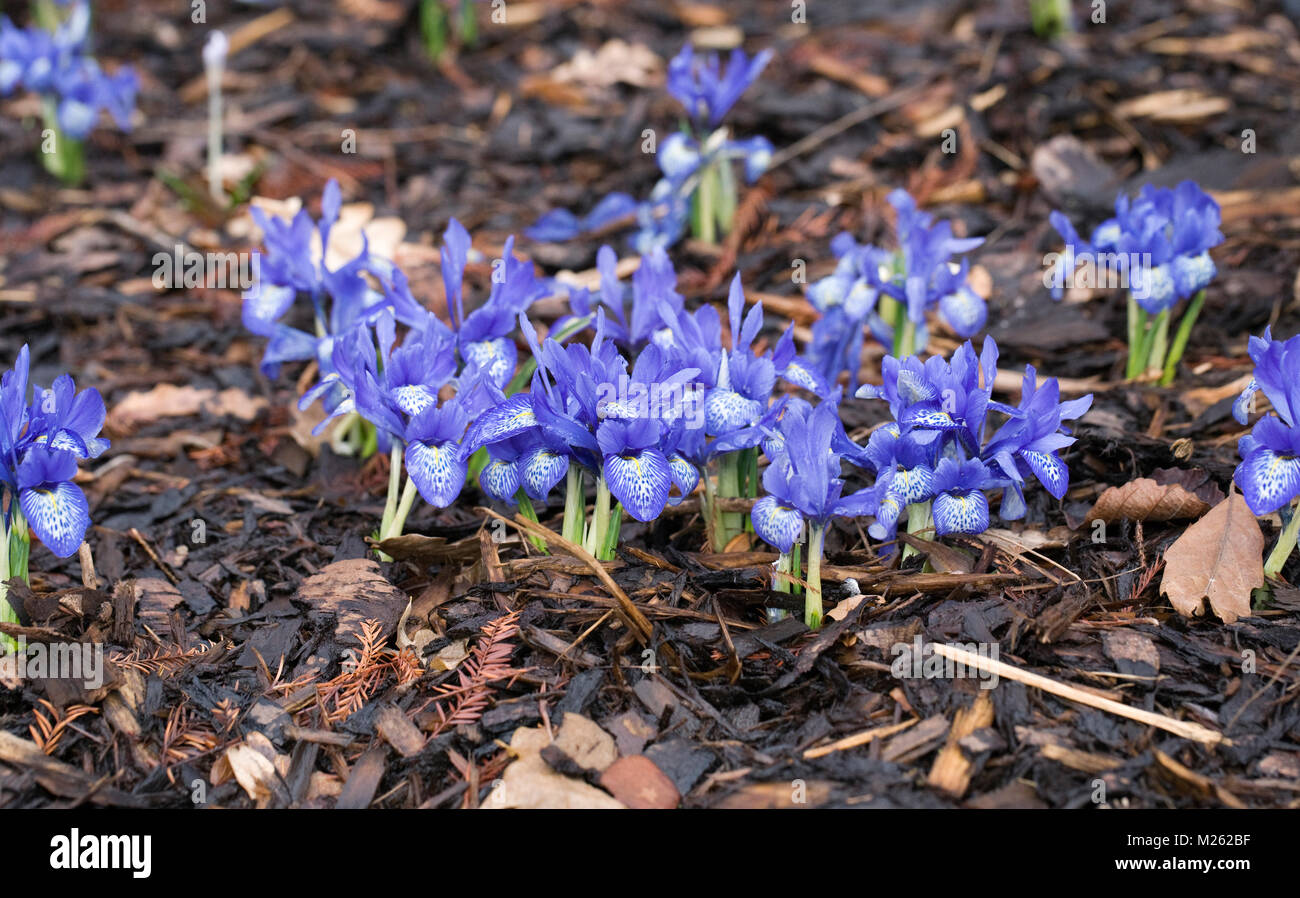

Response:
(599, 502), (624, 562)
(1160, 289), (1206, 387)
(715, 452), (743, 548)
(0, 512), (30, 654)
(1127, 300), (1150, 380)
(715, 157), (737, 234)
(1264, 499), (1300, 580)
(383, 476), (420, 544)
(702, 464), (720, 551)
(421, 0), (448, 61)
(378, 444), (402, 542)
(515, 491), (548, 554)
(901, 501), (933, 562)
(563, 466), (586, 546)
(892, 302), (916, 359)
(805, 523), (825, 630)
(584, 476), (612, 558)
(1146, 309), (1171, 378)
(40, 99), (84, 186)
(740, 447), (759, 498)
(459, 0), (478, 46)
(695, 162), (718, 245)
(769, 551), (791, 623)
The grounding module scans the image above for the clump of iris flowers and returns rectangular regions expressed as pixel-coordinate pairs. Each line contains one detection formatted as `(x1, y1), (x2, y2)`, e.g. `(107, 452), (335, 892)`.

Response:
(528, 42), (773, 252)
(1232, 328), (1300, 579)
(243, 182), (548, 459)
(0, 0), (137, 183)
(0, 346), (108, 651)
(852, 337), (1091, 573)
(459, 307), (702, 561)
(1049, 181), (1222, 385)
(806, 189), (985, 387)
(752, 396), (874, 628)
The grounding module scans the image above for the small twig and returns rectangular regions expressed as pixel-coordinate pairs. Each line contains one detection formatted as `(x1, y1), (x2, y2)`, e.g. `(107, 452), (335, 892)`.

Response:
(931, 643), (1228, 746)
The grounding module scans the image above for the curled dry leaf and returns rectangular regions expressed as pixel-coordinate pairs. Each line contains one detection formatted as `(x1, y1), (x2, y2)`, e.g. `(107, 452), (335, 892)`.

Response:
(1085, 478), (1211, 523)
(1160, 493), (1263, 624)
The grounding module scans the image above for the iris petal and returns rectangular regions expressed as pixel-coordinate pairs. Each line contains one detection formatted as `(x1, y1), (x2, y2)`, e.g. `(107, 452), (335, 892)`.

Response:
(459, 394), (536, 459)
(1235, 448), (1300, 515)
(20, 481), (90, 558)
(868, 494), (903, 541)
(704, 388), (762, 435)
(895, 465), (936, 504)
(668, 453), (699, 504)
(752, 496), (804, 553)
(520, 447), (569, 500)
(405, 440), (467, 508)
(1021, 449), (1069, 499)
(603, 449), (671, 522)
(481, 459), (521, 504)
(933, 489), (989, 536)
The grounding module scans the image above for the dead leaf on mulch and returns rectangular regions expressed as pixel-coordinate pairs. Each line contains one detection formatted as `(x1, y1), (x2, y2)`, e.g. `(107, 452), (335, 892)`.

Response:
(1086, 478), (1212, 523)
(1160, 492), (1264, 624)
(108, 383), (267, 432)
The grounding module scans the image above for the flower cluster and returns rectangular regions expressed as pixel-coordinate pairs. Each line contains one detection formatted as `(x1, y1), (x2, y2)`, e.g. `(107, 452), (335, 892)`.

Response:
(460, 252), (823, 558)
(0, 1), (136, 140)
(242, 181), (550, 542)
(853, 336), (1091, 542)
(528, 42), (773, 251)
(806, 189), (985, 386)
(1049, 181), (1221, 383)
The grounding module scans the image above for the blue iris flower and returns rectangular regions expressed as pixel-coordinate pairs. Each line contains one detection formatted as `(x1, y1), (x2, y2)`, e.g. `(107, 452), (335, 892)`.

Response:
(0, 345), (107, 558)
(436, 221), (550, 388)
(806, 189), (985, 384)
(1232, 328), (1300, 515)
(1049, 180), (1222, 313)
(751, 397), (874, 553)
(242, 180), (399, 379)
(930, 457), (995, 536)
(527, 41), (773, 251)
(983, 364), (1093, 519)
(0, 2), (136, 140)
(665, 42), (773, 130)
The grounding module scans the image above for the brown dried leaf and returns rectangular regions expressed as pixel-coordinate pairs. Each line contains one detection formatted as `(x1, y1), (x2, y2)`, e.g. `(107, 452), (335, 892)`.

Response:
(1160, 493), (1263, 624)
(1086, 478), (1211, 523)
(108, 384), (266, 433)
